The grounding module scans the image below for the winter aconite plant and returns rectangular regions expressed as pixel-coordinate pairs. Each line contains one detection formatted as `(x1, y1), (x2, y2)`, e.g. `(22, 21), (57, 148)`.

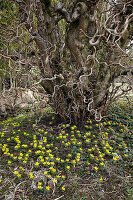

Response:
(0, 101), (133, 199)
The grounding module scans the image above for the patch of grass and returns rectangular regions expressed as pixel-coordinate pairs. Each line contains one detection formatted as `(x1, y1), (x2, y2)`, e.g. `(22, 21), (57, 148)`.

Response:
(0, 102), (133, 199)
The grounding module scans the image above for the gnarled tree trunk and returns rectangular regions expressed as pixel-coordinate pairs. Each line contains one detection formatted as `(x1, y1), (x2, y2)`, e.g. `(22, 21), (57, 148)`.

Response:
(17, 0), (133, 123)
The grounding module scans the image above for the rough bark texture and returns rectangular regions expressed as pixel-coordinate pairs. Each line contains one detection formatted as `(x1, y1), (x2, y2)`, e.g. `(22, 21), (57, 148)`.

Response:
(17, 0), (133, 123)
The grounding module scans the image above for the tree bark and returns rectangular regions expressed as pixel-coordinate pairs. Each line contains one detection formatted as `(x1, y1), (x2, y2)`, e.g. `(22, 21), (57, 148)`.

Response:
(17, 0), (133, 123)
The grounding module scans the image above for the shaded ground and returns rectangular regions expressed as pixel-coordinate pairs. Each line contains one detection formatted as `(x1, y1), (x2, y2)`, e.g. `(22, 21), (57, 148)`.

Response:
(0, 102), (133, 200)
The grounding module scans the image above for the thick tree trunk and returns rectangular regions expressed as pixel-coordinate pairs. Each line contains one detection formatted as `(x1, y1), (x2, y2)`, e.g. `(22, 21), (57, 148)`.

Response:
(18, 0), (133, 123)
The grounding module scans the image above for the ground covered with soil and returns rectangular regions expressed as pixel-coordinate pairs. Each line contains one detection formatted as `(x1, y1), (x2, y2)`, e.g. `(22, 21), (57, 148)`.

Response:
(0, 101), (133, 200)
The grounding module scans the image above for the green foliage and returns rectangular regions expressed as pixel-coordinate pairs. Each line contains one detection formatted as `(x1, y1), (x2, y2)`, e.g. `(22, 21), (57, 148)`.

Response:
(0, 101), (132, 199)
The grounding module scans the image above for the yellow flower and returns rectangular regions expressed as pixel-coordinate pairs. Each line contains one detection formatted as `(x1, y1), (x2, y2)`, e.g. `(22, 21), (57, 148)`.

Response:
(46, 186), (50, 190)
(56, 175), (61, 179)
(62, 186), (65, 191)
(100, 162), (104, 166)
(53, 178), (57, 183)
(0, 179), (2, 183)
(38, 182), (42, 186)
(86, 132), (91, 136)
(17, 173), (21, 178)
(34, 162), (39, 166)
(100, 177), (103, 181)
(90, 154), (94, 158)
(106, 149), (111, 154)
(50, 167), (56, 173)
(94, 166), (98, 171)
(14, 171), (18, 175)
(29, 172), (34, 179)
(113, 156), (119, 161)
(20, 167), (25, 171)
(72, 160), (76, 164)
(51, 162), (55, 165)
(56, 158), (60, 161)
(66, 165), (70, 169)
(86, 139), (91, 143)
(18, 156), (22, 160)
